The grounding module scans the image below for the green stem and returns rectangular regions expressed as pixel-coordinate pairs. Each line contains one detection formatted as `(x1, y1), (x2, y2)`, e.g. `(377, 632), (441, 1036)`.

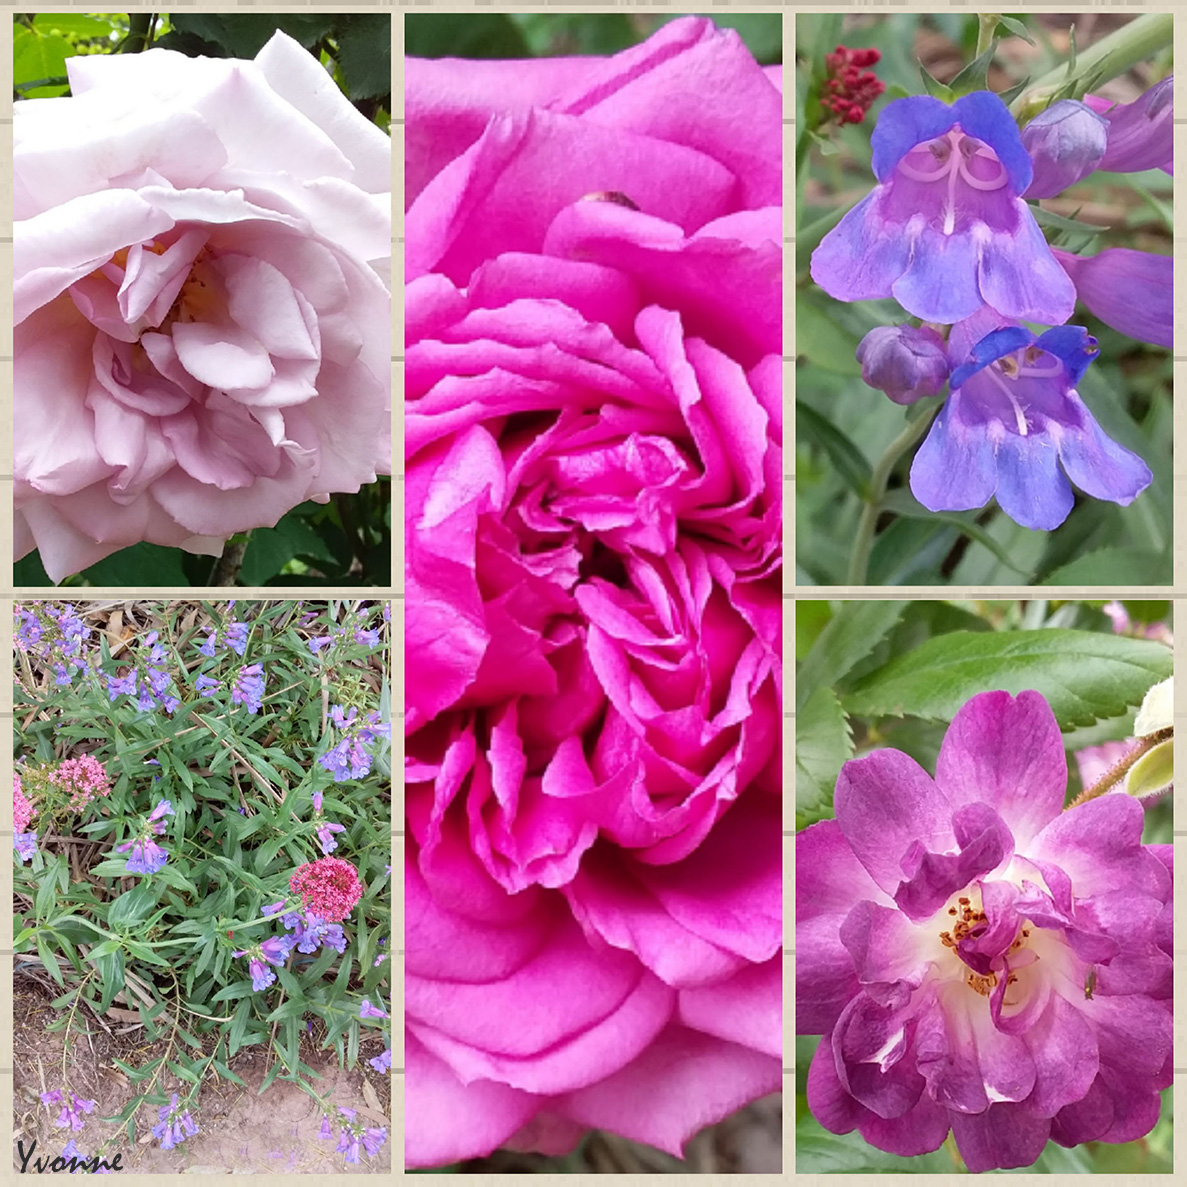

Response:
(1011, 13), (1173, 117)
(1067, 728), (1171, 807)
(845, 406), (939, 585)
(975, 14), (1000, 61)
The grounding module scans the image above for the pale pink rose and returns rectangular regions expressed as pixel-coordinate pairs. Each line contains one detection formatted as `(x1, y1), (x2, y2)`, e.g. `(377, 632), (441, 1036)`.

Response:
(14, 31), (391, 582)
(405, 18), (781, 1167)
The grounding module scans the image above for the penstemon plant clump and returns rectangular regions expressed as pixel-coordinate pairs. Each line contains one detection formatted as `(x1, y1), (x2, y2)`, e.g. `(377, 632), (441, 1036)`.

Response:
(13, 600), (392, 1168)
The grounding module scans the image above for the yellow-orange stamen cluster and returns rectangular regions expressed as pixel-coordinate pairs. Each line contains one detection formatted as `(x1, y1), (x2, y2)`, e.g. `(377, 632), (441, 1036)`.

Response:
(939, 898), (1030, 998)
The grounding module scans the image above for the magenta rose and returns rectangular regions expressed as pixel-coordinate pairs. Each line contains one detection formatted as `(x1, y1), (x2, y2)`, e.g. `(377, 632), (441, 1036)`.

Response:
(14, 31), (391, 581)
(405, 16), (782, 1168)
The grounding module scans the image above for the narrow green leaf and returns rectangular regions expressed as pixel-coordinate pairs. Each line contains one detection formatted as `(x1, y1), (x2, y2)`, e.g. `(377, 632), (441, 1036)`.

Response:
(796, 402), (872, 500)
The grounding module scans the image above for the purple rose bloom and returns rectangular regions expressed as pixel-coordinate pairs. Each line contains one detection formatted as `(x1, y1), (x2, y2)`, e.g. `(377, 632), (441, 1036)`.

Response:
(910, 311), (1151, 530)
(796, 690), (1172, 1173)
(1053, 247), (1172, 350)
(811, 91), (1076, 324)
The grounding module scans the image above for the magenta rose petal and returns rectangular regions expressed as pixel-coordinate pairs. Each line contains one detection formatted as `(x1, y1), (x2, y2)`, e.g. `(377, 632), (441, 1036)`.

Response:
(557, 1025), (781, 1157)
(406, 14), (780, 1166)
(406, 1031), (541, 1167)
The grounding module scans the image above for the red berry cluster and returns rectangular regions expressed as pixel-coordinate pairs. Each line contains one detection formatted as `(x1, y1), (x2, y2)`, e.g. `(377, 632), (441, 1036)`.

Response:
(822, 45), (885, 124)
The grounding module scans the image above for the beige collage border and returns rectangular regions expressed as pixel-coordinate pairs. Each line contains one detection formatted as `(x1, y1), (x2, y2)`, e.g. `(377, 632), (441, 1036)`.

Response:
(0, 0), (1181, 1181)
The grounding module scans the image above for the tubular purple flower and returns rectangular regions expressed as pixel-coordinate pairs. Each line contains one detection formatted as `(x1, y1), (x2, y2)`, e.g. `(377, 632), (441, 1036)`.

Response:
(811, 91), (1076, 324)
(258, 935), (292, 966)
(316, 820), (346, 854)
(1053, 247), (1172, 349)
(318, 1115), (333, 1140)
(856, 325), (950, 404)
(796, 690), (1173, 1172)
(1087, 77), (1172, 173)
(116, 836), (169, 876)
(15, 831), (38, 862)
(361, 1127), (387, 1157)
(248, 958), (276, 992)
(910, 310), (1152, 530)
(193, 673), (219, 695)
(1020, 100), (1108, 198)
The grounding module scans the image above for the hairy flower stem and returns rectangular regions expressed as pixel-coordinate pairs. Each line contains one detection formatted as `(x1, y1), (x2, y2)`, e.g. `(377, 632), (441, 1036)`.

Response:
(1011, 13), (1174, 118)
(846, 404), (939, 585)
(1067, 728), (1172, 807)
(975, 14), (1000, 61)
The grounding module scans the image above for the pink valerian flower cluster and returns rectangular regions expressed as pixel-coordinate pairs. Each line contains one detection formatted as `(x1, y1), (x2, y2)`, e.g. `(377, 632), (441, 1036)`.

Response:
(290, 856), (363, 923)
(14, 773), (36, 833)
(49, 754), (111, 811)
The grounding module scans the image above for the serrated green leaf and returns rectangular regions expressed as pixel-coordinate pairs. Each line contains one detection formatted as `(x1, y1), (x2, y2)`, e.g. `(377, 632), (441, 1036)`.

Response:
(796, 601), (906, 712)
(842, 629), (1173, 729)
(795, 686), (852, 822)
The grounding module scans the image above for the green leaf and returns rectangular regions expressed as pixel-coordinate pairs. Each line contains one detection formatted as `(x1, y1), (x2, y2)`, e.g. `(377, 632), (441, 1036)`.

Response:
(995, 16), (1036, 46)
(918, 64), (955, 103)
(880, 489), (1028, 576)
(795, 686), (852, 821)
(796, 1125), (953, 1172)
(796, 601), (906, 712)
(12, 29), (72, 97)
(77, 543), (190, 588)
(949, 43), (996, 96)
(1041, 547), (1170, 587)
(1028, 204), (1109, 236)
(842, 629), (1173, 729)
(241, 512), (336, 585)
(796, 290), (863, 376)
(32, 13), (116, 39)
(796, 402), (872, 500)
(337, 15), (392, 100)
(107, 884), (157, 931)
(405, 14), (530, 59)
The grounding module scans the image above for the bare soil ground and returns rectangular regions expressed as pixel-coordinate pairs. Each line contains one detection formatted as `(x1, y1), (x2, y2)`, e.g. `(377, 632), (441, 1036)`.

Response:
(13, 978), (391, 1174)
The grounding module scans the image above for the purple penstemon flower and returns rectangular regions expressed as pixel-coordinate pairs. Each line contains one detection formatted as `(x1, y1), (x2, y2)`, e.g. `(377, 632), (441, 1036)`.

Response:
(15, 831), (38, 862)
(193, 673), (220, 695)
(231, 664), (265, 714)
(796, 690), (1172, 1173)
(369, 1047), (392, 1074)
(1052, 247), (1172, 350)
(106, 670), (137, 701)
(115, 835), (169, 875)
(316, 820), (346, 855)
(909, 311), (1151, 530)
(1086, 75), (1173, 174)
(197, 630), (217, 658)
(359, 998), (389, 1020)
(43, 1090), (97, 1132)
(223, 621), (249, 656)
(151, 1092), (198, 1150)
(811, 91), (1076, 324)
